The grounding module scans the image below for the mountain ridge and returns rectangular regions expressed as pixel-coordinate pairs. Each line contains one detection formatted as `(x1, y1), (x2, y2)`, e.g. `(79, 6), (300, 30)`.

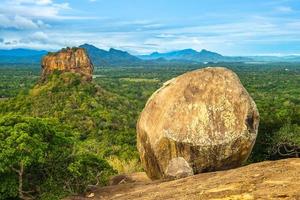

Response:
(139, 48), (223, 61)
(79, 44), (142, 66)
(0, 48), (47, 64)
(138, 49), (257, 63)
(1, 45), (300, 65)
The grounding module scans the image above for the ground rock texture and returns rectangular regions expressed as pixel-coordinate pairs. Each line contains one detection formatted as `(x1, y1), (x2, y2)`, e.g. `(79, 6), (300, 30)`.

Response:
(67, 158), (300, 200)
(137, 67), (259, 180)
(41, 47), (93, 80)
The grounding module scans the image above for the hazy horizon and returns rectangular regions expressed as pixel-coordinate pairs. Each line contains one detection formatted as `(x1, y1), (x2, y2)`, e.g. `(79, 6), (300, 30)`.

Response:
(0, 0), (300, 56)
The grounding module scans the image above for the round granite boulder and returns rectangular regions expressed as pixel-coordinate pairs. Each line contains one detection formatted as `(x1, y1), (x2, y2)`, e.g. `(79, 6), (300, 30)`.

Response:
(137, 67), (259, 180)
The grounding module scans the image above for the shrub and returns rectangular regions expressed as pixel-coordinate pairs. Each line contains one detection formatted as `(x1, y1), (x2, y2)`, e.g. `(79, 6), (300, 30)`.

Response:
(270, 123), (300, 159)
(107, 156), (142, 174)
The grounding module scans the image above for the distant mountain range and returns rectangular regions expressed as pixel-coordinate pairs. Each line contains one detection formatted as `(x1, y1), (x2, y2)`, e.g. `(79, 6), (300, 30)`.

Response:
(0, 49), (47, 64)
(1, 44), (300, 66)
(247, 55), (300, 62)
(138, 49), (252, 62)
(78, 44), (142, 66)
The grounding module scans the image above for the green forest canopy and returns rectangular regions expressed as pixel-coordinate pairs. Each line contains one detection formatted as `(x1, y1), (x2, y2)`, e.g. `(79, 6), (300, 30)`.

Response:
(0, 63), (299, 199)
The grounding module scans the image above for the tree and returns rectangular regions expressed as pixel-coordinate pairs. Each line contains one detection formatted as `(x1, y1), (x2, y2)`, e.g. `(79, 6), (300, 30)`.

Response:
(0, 114), (115, 199)
(0, 115), (52, 199)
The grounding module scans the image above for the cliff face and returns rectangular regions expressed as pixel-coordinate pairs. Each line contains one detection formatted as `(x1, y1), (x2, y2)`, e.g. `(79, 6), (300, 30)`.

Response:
(41, 47), (93, 80)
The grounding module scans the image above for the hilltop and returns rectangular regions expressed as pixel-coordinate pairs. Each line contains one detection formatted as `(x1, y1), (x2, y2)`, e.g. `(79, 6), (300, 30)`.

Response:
(41, 47), (93, 80)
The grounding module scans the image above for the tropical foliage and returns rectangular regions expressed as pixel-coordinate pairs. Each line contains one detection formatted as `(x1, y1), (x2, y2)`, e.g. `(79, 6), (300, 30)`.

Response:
(0, 62), (299, 198)
(0, 114), (114, 199)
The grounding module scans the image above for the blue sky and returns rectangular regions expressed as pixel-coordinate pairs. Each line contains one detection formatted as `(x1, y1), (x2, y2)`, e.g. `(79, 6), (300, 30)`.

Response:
(0, 0), (300, 55)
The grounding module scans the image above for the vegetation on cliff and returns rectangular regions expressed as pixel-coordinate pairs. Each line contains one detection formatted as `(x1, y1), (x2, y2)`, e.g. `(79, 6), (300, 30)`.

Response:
(0, 72), (139, 199)
(1, 71), (140, 159)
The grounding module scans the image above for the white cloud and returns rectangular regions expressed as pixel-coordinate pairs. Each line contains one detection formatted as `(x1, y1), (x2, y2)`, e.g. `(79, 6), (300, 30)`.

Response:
(2, 6), (58, 20)
(36, 20), (51, 28)
(36, 0), (53, 5)
(10, 0), (53, 5)
(275, 6), (293, 13)
(53, 3), (70, 10)
(14, 15), (39, 29)
(0, 14), (39, 29)
(0, 15), (11, 27)
(156, 34), (177, 38)
(18, 31), (49, 44)
(30, 31), (48, 41)
(0, 0), (74, 20)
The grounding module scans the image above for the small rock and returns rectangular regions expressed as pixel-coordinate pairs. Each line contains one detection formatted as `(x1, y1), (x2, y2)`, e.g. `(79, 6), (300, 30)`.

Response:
(165, 157), (194, 179)
(86, 193), (94, 198)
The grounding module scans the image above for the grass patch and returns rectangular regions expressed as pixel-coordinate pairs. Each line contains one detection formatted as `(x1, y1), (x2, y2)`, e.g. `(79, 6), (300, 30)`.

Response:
(107, 156), (143, 174)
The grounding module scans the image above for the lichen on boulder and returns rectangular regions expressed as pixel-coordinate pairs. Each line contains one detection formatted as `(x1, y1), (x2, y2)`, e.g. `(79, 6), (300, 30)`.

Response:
(41, 47), (93, 81)
(137, 67), (259, 180)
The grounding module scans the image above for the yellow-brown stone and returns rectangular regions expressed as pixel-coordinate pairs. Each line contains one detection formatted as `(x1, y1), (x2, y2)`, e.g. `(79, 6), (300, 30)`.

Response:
(137, 67), (259, 180)
(41, 47), (93, 80)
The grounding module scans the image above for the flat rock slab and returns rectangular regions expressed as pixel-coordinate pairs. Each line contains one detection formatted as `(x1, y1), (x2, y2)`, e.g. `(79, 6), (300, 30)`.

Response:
(67, 158), (300, 200)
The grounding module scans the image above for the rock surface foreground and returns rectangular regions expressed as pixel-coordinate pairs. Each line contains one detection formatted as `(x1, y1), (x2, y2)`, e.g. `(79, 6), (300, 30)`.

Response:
(67, 158), (300, 200)
(41, 47), (93, 80)
(137, 67), (259, 180)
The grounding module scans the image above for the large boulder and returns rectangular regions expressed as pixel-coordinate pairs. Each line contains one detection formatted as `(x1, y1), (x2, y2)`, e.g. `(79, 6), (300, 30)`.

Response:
(137, 67), (259, 180)
(41, 47), (93, 80)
